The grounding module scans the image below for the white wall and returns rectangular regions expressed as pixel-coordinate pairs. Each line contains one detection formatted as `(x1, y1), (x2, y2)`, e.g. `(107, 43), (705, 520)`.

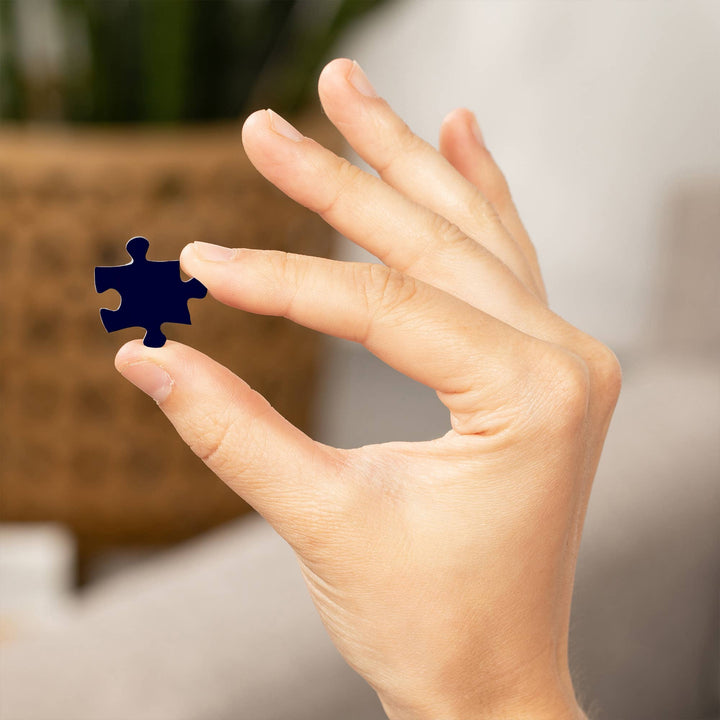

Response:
(336, 0), (720, 354)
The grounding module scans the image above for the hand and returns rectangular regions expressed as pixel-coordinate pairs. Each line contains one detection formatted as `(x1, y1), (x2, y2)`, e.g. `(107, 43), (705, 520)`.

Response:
(115, 59), (620, 720)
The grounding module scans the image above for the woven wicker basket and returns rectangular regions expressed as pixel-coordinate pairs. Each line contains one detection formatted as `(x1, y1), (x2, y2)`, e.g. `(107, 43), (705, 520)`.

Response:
(0, 119), (336, 570)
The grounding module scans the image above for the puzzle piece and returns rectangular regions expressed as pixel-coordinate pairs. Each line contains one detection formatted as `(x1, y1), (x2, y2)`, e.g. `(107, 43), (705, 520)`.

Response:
(95, 236), (207, 347)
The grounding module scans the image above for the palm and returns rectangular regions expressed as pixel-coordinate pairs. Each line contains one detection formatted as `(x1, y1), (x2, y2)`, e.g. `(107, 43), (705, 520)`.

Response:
(292, 407), (596, 709)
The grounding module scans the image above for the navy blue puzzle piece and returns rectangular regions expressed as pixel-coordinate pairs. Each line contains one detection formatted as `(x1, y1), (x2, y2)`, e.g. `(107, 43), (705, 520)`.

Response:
(95, 236), (207, 347)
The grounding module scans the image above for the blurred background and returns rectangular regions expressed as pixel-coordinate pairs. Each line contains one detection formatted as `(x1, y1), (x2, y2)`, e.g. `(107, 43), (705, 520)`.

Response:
(0, 1), (718, 719)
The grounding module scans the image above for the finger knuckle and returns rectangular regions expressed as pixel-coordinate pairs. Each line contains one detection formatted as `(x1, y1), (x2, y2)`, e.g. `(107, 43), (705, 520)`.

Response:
(478, 158), (513, 210)
(428, 213), (469, 248)
(321, 158), (365, 217)
(397, 121), (427, 156)
(194, 409), (242, 471)
(586, 339), (623, 408)
(263, 250), (306, 314)
(465, 186), (503, 228)
(352, 264), (418, 342)
(537, 350), (591, 435)
(368, 264), (418, 317)
(195, 404), (269, 479)
(374, 119), (422, 175)
(374, 114), (432, 177)
(255, 248), (289, 283)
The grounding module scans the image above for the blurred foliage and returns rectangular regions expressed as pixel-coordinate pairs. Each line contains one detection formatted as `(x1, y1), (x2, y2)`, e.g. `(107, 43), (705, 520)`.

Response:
(0, 0), (386, 123)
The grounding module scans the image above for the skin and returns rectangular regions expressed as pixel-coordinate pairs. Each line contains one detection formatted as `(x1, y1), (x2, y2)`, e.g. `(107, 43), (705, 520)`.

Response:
(115, 59), (621, 719)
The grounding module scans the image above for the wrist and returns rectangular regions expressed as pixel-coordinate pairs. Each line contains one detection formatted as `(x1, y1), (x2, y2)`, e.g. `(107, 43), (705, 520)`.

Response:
(380, 696), (586, 720)
(375, 665), (586, 720)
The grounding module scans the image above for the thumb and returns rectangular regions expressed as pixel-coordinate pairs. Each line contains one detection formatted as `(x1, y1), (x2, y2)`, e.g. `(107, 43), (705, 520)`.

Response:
(114, 340), (347, 540)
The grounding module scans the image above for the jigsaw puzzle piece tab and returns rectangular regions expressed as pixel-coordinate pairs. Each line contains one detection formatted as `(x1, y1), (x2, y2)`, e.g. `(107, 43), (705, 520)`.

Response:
(126, 235), (151, 261)
(143, 327), (168, 348)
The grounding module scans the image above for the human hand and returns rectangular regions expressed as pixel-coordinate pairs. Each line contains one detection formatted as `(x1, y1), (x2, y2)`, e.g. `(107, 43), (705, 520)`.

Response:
(115, 59), (621, 720)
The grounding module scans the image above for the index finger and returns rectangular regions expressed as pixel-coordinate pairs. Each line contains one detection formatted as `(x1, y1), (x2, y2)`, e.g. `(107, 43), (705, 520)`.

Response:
(181, 243), (547, 433)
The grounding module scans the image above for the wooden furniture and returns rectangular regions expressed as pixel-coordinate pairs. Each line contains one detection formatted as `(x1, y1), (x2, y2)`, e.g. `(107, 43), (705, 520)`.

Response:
(0, 119), (336, 575)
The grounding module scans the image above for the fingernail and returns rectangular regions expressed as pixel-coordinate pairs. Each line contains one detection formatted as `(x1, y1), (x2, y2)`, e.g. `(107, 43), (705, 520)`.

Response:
(266, 109), (304, 142)
(469, 113), (485, 146)
(348, 61), (378, 98)
(119, 362), (173, 404)
(193, 241), (235, 262)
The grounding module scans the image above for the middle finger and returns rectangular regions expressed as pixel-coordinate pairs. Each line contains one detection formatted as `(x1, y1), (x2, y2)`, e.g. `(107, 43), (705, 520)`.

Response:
(317, 58), (542, 299)
(241, 109), (538, 333)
